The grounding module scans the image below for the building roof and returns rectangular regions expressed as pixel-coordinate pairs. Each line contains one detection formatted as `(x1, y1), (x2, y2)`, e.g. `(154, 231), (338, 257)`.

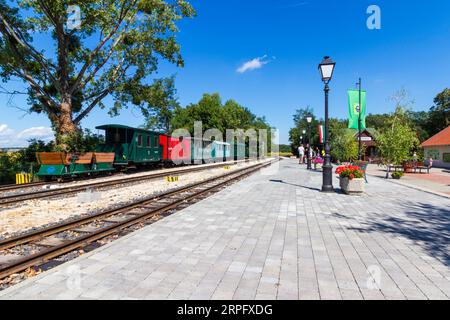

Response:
(348, 128), (379, 139)
(421, 126), (450, 147)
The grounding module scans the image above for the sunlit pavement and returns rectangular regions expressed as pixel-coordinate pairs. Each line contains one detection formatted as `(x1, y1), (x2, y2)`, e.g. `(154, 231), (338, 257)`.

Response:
(1, 159), (449, 300)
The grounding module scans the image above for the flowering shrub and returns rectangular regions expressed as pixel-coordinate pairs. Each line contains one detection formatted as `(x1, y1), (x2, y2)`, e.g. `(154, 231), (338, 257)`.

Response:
(313, 157), (324, 164)
(335, 165), (364, 180)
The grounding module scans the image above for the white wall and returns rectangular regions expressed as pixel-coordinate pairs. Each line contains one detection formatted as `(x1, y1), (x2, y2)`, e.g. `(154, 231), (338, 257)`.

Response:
(424, 146), (450, 169)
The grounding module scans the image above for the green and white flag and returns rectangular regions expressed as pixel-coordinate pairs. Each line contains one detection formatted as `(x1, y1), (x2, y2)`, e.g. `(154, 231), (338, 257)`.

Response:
(348, 89), (367, 130)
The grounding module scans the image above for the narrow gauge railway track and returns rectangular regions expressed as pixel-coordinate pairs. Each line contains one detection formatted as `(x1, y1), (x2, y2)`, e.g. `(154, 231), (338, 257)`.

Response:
(0, 182), (50, 193)
(0, 160), (275, 280)
(0, 161), (246, 206)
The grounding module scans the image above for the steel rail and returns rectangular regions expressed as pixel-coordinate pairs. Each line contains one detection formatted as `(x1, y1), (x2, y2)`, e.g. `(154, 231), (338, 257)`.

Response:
(0, 161), (244, 206)
(0, 160), (275, 279)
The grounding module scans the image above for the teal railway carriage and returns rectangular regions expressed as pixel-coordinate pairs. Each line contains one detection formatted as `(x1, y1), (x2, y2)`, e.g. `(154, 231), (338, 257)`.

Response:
(211, 141), (231, 161)
(95, 125), (163, 166)
(234, 142), (246, 160)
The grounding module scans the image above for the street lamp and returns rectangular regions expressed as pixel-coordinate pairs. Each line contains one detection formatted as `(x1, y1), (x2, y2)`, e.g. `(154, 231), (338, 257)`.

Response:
(306, 115), (312, 170)
(318, 56), (336, 192)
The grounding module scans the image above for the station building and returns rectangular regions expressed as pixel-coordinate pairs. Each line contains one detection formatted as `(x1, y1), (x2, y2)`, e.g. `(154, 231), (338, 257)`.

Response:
(421, 126), (450, 169)
(350, 128), (380, 162)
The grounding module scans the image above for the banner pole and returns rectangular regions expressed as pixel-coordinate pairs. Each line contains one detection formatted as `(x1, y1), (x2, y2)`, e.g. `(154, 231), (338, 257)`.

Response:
(358, 78), (362, 161)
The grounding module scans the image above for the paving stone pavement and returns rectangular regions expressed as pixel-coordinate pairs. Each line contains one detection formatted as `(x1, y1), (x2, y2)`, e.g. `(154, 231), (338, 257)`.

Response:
(1, 159), (449, 300)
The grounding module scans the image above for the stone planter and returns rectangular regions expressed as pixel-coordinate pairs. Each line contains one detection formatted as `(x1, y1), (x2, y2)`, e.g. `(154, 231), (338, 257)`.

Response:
(339, 177), (365, 195)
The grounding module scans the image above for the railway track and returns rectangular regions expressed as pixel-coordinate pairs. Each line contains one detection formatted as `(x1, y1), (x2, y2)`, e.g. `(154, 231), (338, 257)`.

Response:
(0, 159), (275, 280)
(0, 182), (50, 193)
(0, 160), (247, 206)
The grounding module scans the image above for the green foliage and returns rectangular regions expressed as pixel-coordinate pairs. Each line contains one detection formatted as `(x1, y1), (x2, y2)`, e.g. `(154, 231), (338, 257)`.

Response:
(428, 88), (449, 136)
(277, 144), (292, 153)
(0, 152), (24, 184)
(137, 76), (180, 133)
(288, 106), (320, 150)
(20, 139), (55, 163)
(329, 127), (359, 163)
(55, 129), (104, 153)
(377, 107), (420, 165)
(0, 0), (195, 144)
(391, 171), (404, 179)
(171, 93), (273, 153)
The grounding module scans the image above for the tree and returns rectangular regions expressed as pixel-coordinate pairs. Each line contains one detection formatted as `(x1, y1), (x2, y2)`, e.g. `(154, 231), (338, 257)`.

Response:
(170, 93), (273, 152)
(288, 106), (319, 152)
(377, 107), (419, 165)
(329, 125), (358, 163)
(0, 0), (195, 147)
(427, 88), (450, 136)
(172, 93), (224, 134)
(366, 113), (390, 130)
(139, 76), (179, 134)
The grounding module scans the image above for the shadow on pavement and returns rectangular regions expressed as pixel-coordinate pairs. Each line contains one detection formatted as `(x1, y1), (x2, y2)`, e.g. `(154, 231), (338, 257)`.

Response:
(348, 202), (450, 266)
(269, 179), (345, 194)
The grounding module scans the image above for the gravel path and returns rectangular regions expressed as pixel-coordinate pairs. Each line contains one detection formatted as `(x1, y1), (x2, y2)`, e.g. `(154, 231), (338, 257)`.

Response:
(0, 160), (270, 238)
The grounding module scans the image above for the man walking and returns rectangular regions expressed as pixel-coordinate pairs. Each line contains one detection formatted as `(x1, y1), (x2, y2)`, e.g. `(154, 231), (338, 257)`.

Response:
(298, 144), (305, 164)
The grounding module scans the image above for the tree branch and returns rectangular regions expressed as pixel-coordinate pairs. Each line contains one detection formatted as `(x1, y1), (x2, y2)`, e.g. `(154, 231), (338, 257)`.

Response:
(0, 11), (58, 87)
(69, 0), (136, 95)
(74, 58), (128, 124)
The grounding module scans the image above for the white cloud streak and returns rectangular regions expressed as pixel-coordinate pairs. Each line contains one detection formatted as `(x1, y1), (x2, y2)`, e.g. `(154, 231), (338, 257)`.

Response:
(0, 124), (54, 147)
(237, 55), (273, 74)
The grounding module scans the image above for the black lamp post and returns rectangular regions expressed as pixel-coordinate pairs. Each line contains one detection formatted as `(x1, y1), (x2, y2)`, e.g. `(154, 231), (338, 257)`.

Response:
(306, 115), (312, 170)
(318, 56), (336, 193)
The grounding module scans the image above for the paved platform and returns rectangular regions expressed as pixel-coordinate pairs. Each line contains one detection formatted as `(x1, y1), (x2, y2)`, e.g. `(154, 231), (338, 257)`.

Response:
(366, 164), (450, 198)
(1, 159), (450, 300)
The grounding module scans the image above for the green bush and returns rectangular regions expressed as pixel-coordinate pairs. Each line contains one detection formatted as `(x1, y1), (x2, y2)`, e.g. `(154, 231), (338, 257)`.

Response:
(0, 152), (24, 184)
(391, 171), (404, 179)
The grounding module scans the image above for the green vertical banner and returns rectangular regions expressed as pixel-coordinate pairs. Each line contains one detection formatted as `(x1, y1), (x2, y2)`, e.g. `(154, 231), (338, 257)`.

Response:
(348, 89), (367, 130)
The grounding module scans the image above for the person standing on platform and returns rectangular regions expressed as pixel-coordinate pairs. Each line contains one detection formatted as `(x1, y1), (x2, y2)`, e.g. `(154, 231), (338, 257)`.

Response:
(298, 144), (305, 164)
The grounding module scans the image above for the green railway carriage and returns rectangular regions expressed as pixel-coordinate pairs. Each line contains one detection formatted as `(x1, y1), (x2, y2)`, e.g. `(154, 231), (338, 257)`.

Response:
(95, 125), (163, 166)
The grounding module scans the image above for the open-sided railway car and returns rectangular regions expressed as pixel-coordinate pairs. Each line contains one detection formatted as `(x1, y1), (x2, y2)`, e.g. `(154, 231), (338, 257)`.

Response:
(95, 125), (163, 167)
(35, 152), (115, 179)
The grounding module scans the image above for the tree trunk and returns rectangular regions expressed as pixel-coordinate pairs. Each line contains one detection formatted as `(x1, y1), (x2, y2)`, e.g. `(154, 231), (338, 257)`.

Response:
(54, 99), (78, 149)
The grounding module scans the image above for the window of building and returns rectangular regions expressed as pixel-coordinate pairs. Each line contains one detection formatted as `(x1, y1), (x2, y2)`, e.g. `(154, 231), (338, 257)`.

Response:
(154, 136), (159, 148)
(427, 150), (440, 160)
(443, 153), (450, 163)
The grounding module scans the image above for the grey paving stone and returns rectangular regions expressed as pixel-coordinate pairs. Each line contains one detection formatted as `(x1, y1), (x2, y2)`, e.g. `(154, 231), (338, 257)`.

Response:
(1, 159), (449, 301)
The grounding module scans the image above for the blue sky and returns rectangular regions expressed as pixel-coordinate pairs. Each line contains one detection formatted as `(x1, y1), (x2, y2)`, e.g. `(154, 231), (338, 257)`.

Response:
(1, 0), (450, 146)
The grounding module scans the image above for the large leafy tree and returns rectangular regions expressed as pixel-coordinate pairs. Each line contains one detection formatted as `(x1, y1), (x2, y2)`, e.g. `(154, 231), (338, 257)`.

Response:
(0, 0), (195, 147)
(288, 106), (319, 151)
(427, 88), (449, 136)
(138, 76), (179, 134)
(171, 92), (273, 151)
(172, 93), (225, 134)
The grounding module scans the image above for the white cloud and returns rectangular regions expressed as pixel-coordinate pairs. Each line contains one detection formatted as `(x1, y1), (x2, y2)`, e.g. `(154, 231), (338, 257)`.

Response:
(0, 124), (54, 148)
(17, 127), (54, 139)
(237, 55), (273, 74)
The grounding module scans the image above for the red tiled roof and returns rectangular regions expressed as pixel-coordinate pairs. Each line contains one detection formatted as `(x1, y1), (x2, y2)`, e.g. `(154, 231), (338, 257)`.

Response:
(421, 126), (450, 147)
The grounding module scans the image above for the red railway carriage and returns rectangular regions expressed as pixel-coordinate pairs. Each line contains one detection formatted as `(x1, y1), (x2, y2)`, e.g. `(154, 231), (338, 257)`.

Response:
(159, 135), (191, 164)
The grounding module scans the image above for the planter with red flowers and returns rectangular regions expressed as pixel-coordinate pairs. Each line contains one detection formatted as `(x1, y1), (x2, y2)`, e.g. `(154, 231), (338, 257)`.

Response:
(335, 165), (365, 194)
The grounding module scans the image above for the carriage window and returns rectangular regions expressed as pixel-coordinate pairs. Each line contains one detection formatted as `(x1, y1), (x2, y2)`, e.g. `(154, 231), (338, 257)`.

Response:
(147, 136), (151, 147)
(137, 135), (142, 147)
(154, 136), (158, 147)
(114, 133), (120, 143)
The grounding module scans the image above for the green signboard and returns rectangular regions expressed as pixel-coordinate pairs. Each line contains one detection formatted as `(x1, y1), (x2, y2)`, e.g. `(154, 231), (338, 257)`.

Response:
(348, 89), (367, 130)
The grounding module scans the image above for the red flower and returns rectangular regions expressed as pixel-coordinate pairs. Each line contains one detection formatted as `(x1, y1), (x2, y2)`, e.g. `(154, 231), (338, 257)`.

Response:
(350, 174), (355, 180)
